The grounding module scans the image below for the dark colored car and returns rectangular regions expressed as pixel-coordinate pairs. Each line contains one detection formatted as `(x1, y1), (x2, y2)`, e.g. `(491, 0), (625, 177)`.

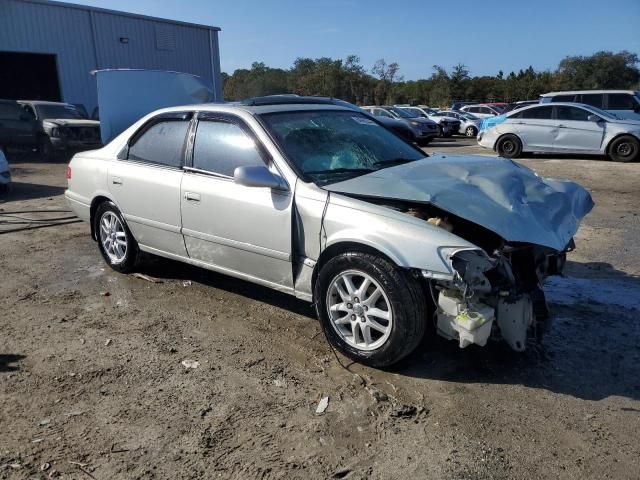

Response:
(18, 101), (102, 160)
(0, 99), (42, 153)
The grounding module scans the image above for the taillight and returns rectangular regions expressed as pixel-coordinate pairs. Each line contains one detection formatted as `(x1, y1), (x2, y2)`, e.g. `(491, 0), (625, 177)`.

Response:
(66, 166), (72, 179)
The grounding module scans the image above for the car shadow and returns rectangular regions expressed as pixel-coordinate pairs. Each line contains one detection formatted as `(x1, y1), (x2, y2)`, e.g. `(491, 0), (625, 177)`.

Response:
(0, 354), (26, 372)
(137, 255), (316, 319)
(0, 182), (66, 202)
(4, 149), (74, 164)
(395, 260), (640, 402)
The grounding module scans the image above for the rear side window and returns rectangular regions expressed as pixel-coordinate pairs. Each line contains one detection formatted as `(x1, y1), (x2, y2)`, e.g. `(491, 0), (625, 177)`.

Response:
(556, 106), (590, 121)
(520, 106), (553, 119)
(579, 94), (603, 108)
(0, 102), (23, 120)
(608, 93), (636, 110)
(551, 95), (576, 102)
(128, 120), (189, 167)
(193, 120), (265, 177)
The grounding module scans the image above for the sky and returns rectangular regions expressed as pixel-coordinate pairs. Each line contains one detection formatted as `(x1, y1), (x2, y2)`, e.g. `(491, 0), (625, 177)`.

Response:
(71, 0), (640, 80)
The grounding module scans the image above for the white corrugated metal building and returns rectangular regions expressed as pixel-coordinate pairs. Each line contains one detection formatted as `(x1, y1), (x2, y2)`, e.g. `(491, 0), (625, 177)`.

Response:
(0, 0), (222, 113)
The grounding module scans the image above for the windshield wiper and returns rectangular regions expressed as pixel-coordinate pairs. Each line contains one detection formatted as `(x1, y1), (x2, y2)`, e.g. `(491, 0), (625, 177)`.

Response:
(306, 167), (376, 175)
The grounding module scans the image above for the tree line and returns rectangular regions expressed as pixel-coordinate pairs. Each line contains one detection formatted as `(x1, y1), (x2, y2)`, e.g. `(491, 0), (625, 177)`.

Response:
(222, 50), (640, 107)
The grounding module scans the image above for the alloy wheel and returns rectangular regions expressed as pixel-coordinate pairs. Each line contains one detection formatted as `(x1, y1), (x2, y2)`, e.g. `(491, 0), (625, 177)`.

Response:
(326, 269), (393, 351)
(99, 211), (128, 264)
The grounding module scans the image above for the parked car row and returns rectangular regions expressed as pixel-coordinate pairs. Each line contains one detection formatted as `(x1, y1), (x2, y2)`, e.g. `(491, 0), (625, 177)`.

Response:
(0, 99), (101, 160)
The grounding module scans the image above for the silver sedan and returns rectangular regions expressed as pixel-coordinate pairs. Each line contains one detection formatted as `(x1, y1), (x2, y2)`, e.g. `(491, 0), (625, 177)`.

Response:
(65, 98), (593, 366)
(478, 102), (640, 162)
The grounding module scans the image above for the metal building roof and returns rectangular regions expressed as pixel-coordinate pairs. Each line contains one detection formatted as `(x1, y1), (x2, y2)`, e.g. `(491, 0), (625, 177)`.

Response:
(19, 0), (221, 31)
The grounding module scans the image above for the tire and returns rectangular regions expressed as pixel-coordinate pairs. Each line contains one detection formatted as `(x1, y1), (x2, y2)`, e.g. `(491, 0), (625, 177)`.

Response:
(608, 135), (639, 163)
(38, 136), (53, 162)
(465, 125), (478, 137)
(94, 201), (139, 273)
(314, 252), (427, 367)
(496, 134), (522, 159)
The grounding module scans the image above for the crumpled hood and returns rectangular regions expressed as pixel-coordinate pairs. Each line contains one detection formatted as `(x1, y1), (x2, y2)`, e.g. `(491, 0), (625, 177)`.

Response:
(44, 119), (100, 127)
(324, 154), (594, 251)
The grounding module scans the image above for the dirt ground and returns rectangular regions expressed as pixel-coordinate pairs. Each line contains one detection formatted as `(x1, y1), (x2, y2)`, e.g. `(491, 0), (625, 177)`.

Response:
(1, 140), (639, 479)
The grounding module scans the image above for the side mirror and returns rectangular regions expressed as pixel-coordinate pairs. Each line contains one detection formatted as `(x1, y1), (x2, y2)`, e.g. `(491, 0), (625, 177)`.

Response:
(234, 165), (286, 190)
(587, 114), (601, 122)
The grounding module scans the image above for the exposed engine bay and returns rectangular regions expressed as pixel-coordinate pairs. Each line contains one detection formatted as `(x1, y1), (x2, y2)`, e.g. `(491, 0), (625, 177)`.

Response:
(373, 199), (572, 351)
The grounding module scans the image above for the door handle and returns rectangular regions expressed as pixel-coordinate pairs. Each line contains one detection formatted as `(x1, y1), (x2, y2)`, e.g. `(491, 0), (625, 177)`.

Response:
(112, 177), (123, 185)
(557, 124), (566, 128)
(184, 192), (201, 202)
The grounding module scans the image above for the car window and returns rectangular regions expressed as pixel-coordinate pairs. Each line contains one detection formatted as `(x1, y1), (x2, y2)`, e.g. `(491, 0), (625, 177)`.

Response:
(579, 94), (603, 108)
(608, 93), (636, 110)
(520, 106), (553, 119)
(128, 120), (189, 167)
(21, 105), (36, 119)
(373, 109), (392, 118)
(193, 120), (265, 177)
(479, 107), (491, 114)
(0, 102), (23, 120)
(467, 107), (479, 113)
(551, 95), (576, 102)
(556, 106), (590, 121)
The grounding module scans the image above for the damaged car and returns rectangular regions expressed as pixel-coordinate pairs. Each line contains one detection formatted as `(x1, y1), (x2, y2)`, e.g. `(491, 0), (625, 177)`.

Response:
(19, 101), (102, 160)
(65, 96), (593, 366)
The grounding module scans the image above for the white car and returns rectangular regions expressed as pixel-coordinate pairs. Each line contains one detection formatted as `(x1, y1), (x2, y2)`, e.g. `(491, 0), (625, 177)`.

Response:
(478, 102), (640, 162)
(460, 104), (502, 118)
(432, 110), (481, 137)
(65, 93), (593, 367)
(0, 148), (10, 193)
(540, 90), (640, 120)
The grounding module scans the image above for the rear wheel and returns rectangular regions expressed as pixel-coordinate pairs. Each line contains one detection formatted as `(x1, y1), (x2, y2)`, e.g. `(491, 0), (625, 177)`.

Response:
(496, 134), (522, 159)
(465, 125), (478, 137)
(315, 252), (427, 367)
(94, 201), (139, 273)
(608, 135), (639, 163)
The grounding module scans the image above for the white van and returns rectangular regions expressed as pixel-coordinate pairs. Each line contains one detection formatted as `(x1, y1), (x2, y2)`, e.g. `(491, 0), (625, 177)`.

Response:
(540, 90), (640, 120)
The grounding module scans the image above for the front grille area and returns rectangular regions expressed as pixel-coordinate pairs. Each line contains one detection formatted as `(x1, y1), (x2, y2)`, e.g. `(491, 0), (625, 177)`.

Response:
(66, 127), (100, 142)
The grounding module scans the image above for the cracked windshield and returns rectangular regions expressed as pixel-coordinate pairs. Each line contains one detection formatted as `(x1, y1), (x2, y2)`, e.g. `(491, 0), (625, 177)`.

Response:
(262, 110), (426, 184)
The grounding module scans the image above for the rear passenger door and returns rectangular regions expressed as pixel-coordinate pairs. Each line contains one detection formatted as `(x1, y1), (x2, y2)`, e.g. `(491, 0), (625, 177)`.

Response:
(108, 112), (190, 257)
(512, 106), (556, 151)
(180, 113), (294, 289)
(553, 106), (605, 152)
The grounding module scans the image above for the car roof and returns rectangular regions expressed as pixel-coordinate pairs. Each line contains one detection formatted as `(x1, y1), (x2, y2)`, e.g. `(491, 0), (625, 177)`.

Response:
(148, 102), (352, 116)
(541, 90), (638, 96)
(507, 102), (601, 114)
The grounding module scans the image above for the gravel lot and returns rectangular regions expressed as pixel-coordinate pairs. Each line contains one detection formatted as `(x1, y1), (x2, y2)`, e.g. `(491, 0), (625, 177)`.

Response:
(1, 139), (639, 479)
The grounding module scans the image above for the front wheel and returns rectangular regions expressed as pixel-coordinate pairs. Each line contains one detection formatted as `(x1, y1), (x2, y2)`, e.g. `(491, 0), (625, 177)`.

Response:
(496, 134), (522, 159)
(94, 201), (139, 273)
(38, 136), (53, 162)
(315, 252), (427, 367)
(608, 135), (639, 163)
(465, 125), (478, 137)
